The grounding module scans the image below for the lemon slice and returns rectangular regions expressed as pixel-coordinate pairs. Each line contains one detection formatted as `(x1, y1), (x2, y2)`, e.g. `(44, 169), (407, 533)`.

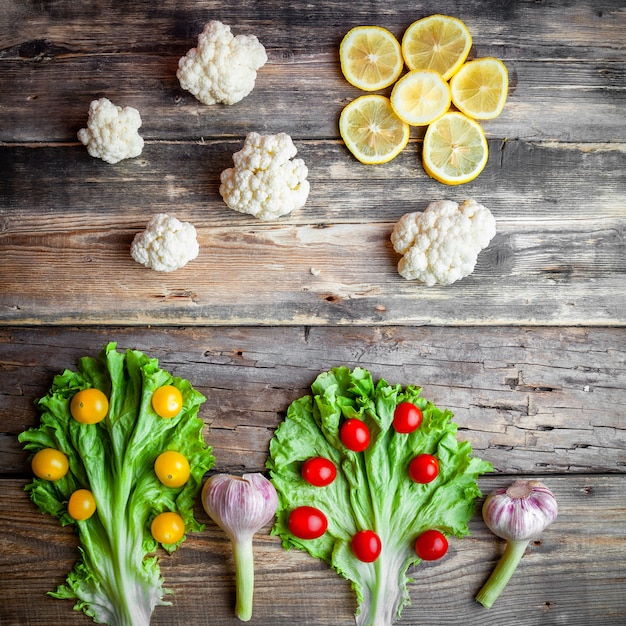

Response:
(339, 94), (410, 164)
(340, 26), (404, 91)
(390, 69), (451, 126)
(402, 14), (472, 80)
(450, 57), (509, 120)
(422, 111), (488, 185)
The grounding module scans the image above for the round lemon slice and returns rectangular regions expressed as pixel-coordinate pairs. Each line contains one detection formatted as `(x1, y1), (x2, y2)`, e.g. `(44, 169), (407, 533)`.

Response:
(450, 57), (509, 120)
(339, 94), (410, 164)
(402, 14), (472, 81)
(422, 111), (488, 185)
(390, 69), (451, 126)
(340, 26), (404, 91)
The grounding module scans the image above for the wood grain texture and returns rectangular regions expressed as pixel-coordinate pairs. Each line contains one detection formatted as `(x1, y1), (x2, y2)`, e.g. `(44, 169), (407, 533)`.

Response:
(0, 56), (623, 143)
(0, 1), (625, 326)
(1, 139), (624, 326)
(2, 326), (624, 476)
(1, 1), (625, 625)
(1, 474), (624, 625)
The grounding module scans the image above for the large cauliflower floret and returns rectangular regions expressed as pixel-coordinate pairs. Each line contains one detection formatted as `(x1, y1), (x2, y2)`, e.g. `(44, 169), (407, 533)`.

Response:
(391, 199), (496, 286)
(130, 213), (199, 272)
(219, 132), (310, 220)
(77, 98), (144, 164)
(177, 20), (267, 106)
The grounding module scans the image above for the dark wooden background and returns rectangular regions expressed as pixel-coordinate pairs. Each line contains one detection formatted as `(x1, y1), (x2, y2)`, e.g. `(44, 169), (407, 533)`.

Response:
(1, 1), (624, 625)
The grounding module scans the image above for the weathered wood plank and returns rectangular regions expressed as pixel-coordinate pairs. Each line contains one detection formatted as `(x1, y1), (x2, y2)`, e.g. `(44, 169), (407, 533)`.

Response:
(1, 216), (623, 326)
(1, 140), (624, 326)
(2, 0), (623, 58)
(1, 474), (624, 625)
(0, 55), (623, 143)
(2, 140), (625, 225)
(0, 1), (624, 624)
(0, 0), (624, 143)
(0, 224), (622, 326)
(2, 326), (624, 476)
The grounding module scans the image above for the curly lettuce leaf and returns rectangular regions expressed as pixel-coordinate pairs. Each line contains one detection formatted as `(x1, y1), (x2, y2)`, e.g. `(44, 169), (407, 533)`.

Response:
(18, 342), (215, 626)
(267, 366), (492, 626)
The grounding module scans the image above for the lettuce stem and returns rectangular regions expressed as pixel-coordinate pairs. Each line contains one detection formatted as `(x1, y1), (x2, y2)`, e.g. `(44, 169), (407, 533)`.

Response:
(355, 552), (402, 626)
(368, 558), (388, 626)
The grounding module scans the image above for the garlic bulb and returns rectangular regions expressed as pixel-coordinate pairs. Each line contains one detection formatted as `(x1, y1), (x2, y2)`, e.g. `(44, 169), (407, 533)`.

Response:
(202, 473), (278, 621)
(483, 479), (558, 541)
(476, 479), (558, 609)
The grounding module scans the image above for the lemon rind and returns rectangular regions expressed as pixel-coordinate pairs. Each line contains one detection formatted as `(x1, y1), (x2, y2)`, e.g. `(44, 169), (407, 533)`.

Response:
(422, 111), (489, 185)
(401, 14), (473, 81)
(340, 25), (404, 92)
(450, 57), (509, 120)
(339, 94), (410, 165)
(390, 69), (452, 126)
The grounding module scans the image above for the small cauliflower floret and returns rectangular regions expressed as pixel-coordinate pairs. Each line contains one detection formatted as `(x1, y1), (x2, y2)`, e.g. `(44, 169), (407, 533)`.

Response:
(391, 199), (496, 286)
(77, 98), (144, 164)
(219, 132), (310, 220)
(130, 213), (199, 272)
(177, 20), (267, 106)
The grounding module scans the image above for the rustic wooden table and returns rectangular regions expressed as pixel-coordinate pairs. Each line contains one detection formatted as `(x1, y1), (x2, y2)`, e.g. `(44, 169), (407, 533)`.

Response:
(1, 1), (624, 625)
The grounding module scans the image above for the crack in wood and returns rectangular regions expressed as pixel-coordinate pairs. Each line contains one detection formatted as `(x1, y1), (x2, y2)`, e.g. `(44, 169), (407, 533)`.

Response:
(0, 39), (75, 61)
(155, 290), (199, 304)
(505, 374), (560, 393)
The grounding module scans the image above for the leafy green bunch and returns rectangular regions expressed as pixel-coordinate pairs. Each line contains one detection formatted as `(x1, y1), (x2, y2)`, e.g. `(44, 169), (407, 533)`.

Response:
(19, 342), (214, 626)
(268, 366), (492, 626)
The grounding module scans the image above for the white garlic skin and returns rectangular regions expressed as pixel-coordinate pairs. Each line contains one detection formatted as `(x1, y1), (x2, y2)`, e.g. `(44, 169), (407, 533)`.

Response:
(202, 473), (278, 541)
(482, 479), (558, 542)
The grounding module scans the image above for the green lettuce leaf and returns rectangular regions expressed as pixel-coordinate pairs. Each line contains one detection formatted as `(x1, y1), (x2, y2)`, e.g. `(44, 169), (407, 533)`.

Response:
(267, 366), (492, 626)
(18, 342), (215, 626)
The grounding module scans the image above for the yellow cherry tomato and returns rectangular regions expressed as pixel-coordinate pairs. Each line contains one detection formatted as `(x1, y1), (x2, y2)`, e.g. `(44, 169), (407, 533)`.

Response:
(151, 511), (185, 544)
(70, 388), (109, 424)
(31, 448), (69, 481)
(68, 489), (97, 521)
(154, 451), (190, 488)
(151, 385), (183, 419)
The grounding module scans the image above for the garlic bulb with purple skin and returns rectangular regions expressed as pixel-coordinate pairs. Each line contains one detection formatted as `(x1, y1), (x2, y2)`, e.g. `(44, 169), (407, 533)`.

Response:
(476, 479), (558, 608)
(202, 473), (278, 621)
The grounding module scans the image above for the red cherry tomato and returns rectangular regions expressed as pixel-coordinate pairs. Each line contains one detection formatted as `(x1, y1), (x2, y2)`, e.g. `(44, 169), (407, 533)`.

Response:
(302, 457), (337, 487)
(351, 530), (382, 563)
(415, 529), (448, 561)
(408, 454), (439, 484)
(340, 418), (370, 452)
(288, 506), (328, 540)
(393, 402), (423, 433)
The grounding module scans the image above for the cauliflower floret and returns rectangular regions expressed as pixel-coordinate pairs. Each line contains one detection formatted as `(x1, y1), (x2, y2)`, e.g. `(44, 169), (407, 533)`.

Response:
(391, 199), (496, 286)
(177, 20), (267, 105)
(219, 132), (310, 220)
(130, 213), (199, 272)
(77, 98), (144, 164)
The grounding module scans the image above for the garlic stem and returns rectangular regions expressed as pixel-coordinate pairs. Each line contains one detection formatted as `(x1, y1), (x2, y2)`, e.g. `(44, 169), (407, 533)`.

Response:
(475, 539), (529, 608)
(201, 473), (278, 622)
(476, 479), (557, 608)
(233, 537), (254, 622)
